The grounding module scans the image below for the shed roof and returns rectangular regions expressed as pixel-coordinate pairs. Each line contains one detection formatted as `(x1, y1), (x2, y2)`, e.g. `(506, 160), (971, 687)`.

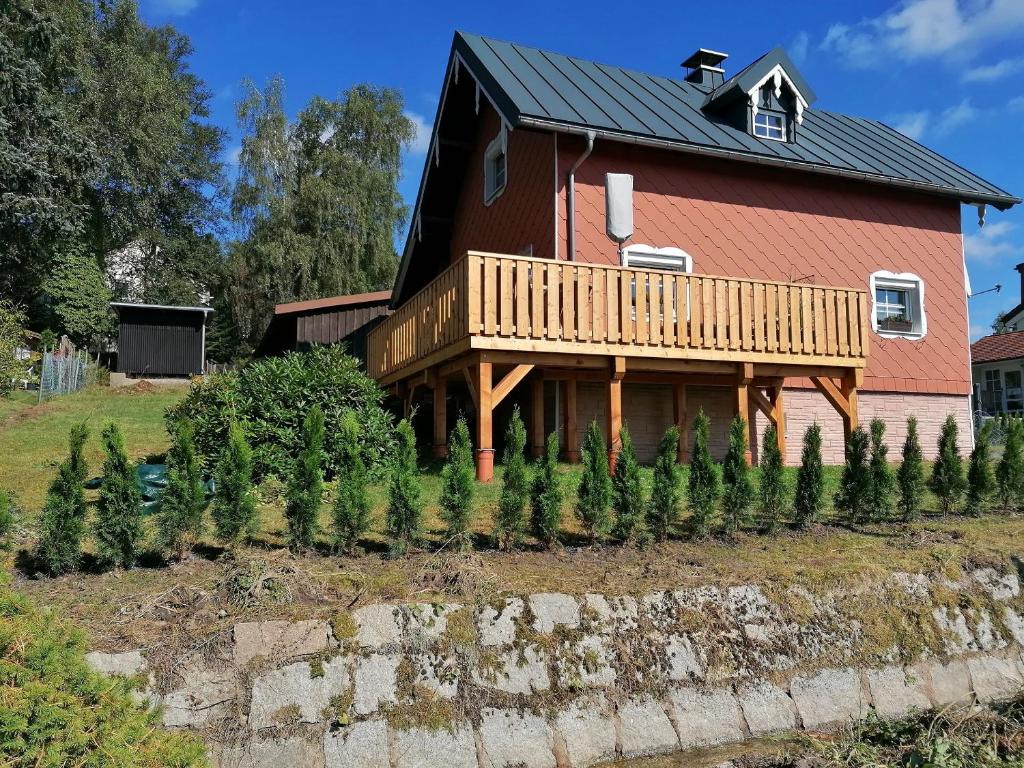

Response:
(110, 302), (214, 315)
(971, 331), (1024, 364)
(274, 291), (392, 316)
(452, 32), (1018, 209)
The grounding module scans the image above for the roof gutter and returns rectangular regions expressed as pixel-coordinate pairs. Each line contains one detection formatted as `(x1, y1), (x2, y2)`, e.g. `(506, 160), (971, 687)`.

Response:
(566, 130), (596, 262)
(520, 117), (1021, 211)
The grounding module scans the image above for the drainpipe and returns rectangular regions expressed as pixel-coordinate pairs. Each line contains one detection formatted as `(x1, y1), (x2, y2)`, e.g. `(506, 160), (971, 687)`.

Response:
(566, 130), (596, 262)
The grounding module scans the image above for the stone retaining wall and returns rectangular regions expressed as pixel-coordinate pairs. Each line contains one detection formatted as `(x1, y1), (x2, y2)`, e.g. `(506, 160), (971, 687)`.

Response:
(88, 564), (1024, 768)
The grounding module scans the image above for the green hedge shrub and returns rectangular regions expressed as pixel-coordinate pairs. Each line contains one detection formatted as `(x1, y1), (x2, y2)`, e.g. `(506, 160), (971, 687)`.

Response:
(167, 346), (395, 480)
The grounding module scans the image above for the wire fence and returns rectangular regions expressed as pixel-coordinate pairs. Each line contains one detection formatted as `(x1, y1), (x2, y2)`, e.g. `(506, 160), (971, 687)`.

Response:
(37, 348), (96, 402)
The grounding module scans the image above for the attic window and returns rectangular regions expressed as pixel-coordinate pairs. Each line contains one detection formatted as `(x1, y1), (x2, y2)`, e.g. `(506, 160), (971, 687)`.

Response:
(870, 270), (927, 340)
(483, 130), (507, 205)
(754, 112), (786, 141)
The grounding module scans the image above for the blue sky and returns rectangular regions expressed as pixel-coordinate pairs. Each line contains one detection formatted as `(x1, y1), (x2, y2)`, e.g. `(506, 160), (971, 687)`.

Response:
(141, 0), (1023, 340)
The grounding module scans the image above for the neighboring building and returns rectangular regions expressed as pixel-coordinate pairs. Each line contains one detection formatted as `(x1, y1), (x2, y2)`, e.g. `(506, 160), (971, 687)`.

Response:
(972, 268), (1024, 416)
(111, 303), (214, 379)
(256, 291), (392, 361)
(366, 33), (1018, 479)
(993, 264), (1024, 333)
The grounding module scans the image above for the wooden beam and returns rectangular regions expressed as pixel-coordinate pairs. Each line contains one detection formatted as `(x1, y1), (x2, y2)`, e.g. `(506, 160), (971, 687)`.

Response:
(475, 361), (494, 482)
(463, 366), (478, 410)
(432, 376), (448, 459)
(748, 386), (774, 420)
(735, 363), (752, 465)
(673, 383), (689, 463)
(439, 353), (477, 378)
(753, 363), (851, 380)
(530, 378), (545, 458)
(479, 350), (610, 370)
(563, 378), (579, 463)
(611, 356), (627, 381)
(811, 376), (850, 419)
(840, 369), (860, 444)
(769, 379), (786, 463)
(607, 373), (623, 470)
(491, 363), (534, 408)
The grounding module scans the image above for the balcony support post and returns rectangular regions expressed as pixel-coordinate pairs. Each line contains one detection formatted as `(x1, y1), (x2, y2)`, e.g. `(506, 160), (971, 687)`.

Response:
(735, 363), (754, 465)
(475, 361), (494, 482)
(531, 377), (545, 458)
(432, 375), (448, 459)
(607, 357), (626, 471)
(563, 378), (579, 463)
(812, 368), (862, 455)
(673, 383), (689, 464)
(769, 379), (786, 464)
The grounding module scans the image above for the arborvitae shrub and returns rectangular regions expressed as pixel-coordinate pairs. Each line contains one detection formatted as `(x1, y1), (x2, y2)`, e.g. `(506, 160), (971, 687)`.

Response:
(867, 418), (896, 522)
(687, 409), (720, 539)
(997, 418), (1024, 513)
(35, 424), (89, 574)
(897, 417), (926, 521)
(930, 415), (965, 516)
(212, 423), (258, 544)
(530, 431), (563, 548)
(721, 415), (753, 535)
(575, 420), (612, 541)
(495, 407), (529, 550)
(386, 420), (422, 556)
(332, 410), (371, 552)
(611, 424), (645, 543)
(835, 427), (871, 524)
(439, 416), (475, 547)
(285, 406), (325, 549)
(647, 426), (682, 541)
(794, 424), (824, 528)
(966, 423), (995, 517)
(757, 426), (786, 532)
(92, 423), (144, 569)
(156, 420), (206, 559)
(0, 489), (14, 551)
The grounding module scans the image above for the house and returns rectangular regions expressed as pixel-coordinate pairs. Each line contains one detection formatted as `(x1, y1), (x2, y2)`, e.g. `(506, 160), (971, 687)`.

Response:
(110, 302), (214, 383)
(972, 267), (1024, 416)
(256, 291), (392, 361)
(367, 32), (1019, 480)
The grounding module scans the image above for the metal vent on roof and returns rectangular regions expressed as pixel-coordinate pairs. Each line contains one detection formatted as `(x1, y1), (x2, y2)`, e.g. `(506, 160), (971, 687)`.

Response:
(682, 48), (728, 88)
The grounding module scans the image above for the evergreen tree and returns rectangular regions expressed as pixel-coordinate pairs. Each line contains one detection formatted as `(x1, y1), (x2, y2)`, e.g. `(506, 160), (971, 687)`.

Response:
(439, 416), (475, 547)
(40, 244), (113, 352)
(0, 489), (14, 552)
(530, 431), (563, 548)
(611, 424), (646, 543)
(758, 426), (787, 532)
(332, 410), (371, 552)
(92, 424), (144, 570)
(929, 415), (966, 516)
(835, 427), (871, 524)
(721, 416), (753, 535)
(647, 426), (682, 541)
(687, 410), (720, 539)
(794, 424), (825, 529)
(155, 420), (206, 559)
(897, 417), (927, 521)
(212, 423), (258, 544)
(996, 418), (1024, 513)
(966, 423), (995, 517)
(867, 418), (896, 521)
(575, 421), (612, 542)
(35, 424), (89, 574)
(386, 420), (422, 555)
(495, 407), (529, 550)
(285, 406), (325, 549)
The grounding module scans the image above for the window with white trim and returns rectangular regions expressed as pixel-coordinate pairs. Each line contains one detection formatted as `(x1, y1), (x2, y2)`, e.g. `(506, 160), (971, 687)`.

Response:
(621, 245), (693, 323)
(483, 131), (507, 204)
(753, 112), (786, 141)
(869, 271), (927, 339)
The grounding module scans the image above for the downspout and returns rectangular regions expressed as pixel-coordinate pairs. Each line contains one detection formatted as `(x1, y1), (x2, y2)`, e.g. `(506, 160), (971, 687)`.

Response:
(566, 130), (596, 262)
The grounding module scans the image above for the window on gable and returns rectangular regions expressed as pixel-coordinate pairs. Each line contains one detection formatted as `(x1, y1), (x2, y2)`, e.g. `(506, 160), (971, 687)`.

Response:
(483, 131), (507, 204)
(754, 112), (786, 141)
(870, 271), (927, 339)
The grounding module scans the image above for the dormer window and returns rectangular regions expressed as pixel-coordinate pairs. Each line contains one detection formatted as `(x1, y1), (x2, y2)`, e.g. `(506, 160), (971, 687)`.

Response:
(754, 112), (786, 141)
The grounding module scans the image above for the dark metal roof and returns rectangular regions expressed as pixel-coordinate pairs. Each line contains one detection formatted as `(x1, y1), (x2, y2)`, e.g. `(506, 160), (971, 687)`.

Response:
(703, 47), (817, 110)
(453, 32), (1019, 210)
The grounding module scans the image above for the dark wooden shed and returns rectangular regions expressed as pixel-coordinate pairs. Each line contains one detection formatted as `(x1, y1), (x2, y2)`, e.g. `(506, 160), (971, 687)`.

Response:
(111, 302), (214, 377)
(256, 291), (392, 361)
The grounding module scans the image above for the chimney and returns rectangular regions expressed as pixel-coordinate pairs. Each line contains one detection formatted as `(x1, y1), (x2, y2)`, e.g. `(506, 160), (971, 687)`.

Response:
(1016, 263), (1024, 303)
(682, 48), (728, 88)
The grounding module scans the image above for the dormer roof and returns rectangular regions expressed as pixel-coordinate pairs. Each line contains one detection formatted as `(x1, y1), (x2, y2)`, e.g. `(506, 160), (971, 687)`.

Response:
(702, 47), (816, 114)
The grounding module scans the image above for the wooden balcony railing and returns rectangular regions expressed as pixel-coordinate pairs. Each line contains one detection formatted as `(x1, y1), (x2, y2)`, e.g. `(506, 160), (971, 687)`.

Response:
(367, 252), (870, 383)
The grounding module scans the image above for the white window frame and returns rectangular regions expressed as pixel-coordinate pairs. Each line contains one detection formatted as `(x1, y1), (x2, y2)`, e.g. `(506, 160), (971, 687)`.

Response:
(869, 270), (927, 340)
(621, 245), (693, 323)
(753, 112), (786, 141)
(483, 128), (507, 205)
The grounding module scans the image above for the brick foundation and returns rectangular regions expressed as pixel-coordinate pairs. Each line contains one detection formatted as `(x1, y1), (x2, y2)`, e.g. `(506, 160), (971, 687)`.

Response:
(568, 384), (971, 465)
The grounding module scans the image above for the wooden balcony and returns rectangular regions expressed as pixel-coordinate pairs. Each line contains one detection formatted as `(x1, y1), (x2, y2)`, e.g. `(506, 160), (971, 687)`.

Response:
(368, 251), (870, 385)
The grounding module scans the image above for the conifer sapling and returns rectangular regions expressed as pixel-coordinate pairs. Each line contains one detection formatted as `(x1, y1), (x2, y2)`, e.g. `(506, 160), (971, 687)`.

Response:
(897, 417), (926, 521)
(386, 420), (422, 556)
(687, 410), (720, 539)
(575, 420), (612, 542)
(333, 410), (371, 552)
(439, 416), (475, 548)
(285, 406), (325, 549)
(156, 420), (207, 559)
(929, 415), (965, 516)
(647, 426), (682, 541)
(867, 418), (896, 522)
(996, 417), (1024, 513)
(92, 423), (144, 569)
(530, 431), (564, 548)
(835, 427), (871, 524)
(35, 423), (89, 574)
(212, 423), (259, 545)
(721, 415), (753, 535)
(757, 425), (787, 533)
(966, 422), (995, 517)
(495, 407), (529, 550)
(794, 424), (824, 529)
(611, 424), (646, 543)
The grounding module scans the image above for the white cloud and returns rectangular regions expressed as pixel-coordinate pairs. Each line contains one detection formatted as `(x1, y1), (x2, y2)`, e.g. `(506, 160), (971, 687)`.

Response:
(143, 0), (200, 16)
(888, 98), (978, 140)
(225, 145), (242, 169)
(891, 111), (930, 139)
(790, 31), (810, 64)
(964, 220), (1018, 264)
(821, 0), (1024, 67)
(961, 57), (1024, 82)
(934, 98), (977, 134)
(1009, 96), (1024, 112)
(405, 111), (432, 155)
